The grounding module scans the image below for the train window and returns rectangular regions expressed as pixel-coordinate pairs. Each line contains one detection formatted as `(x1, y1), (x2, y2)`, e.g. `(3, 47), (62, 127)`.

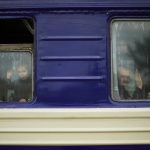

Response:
(111, 20), (150, 101)
(0, 19), (34, 102)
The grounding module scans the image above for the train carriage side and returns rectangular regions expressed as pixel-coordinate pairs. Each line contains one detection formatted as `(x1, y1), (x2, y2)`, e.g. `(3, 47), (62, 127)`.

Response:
(0, 0), (150, 150)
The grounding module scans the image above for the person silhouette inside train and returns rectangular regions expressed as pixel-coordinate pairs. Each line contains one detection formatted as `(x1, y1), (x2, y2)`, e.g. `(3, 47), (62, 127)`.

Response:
(118, 67), (143, 99)
(14, 64), (32, 102)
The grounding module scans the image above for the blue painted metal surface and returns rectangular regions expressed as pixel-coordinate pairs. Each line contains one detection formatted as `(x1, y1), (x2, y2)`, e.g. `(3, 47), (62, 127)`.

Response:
(0, 1), (149, 108)
(0, 145), (150, 150)
(0, 0), (150, 9)
(35, 12), (107, 107)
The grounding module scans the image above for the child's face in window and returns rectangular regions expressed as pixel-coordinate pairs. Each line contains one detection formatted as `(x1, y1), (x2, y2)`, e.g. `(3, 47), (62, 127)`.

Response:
(17, 66), (28, 80)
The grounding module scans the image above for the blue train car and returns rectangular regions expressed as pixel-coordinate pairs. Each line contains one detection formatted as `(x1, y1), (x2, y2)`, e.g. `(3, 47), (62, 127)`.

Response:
(0, 0), (150, 150)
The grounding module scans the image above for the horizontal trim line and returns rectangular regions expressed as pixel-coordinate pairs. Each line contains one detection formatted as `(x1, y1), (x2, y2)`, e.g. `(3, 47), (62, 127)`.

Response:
(41, 76), (104, 81)
(0, 140), (150, 146)
(1, 128), (150, 133)
(1, 108), (150, 118)
(40, 56), (104, 61)
(1, 2), (150, 9)
(40, 36), (103, 41)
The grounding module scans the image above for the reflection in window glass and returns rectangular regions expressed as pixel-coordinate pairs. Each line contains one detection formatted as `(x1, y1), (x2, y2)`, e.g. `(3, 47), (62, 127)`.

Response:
(0, 44), (33, 102)
(111, 20), (150, 101)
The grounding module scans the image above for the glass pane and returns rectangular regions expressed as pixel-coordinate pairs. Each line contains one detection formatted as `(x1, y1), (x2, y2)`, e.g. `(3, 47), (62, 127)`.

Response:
(0, 45), (33, 102)
(0, 19), (34, 44)
(0, 18), (34, 103)
(111, 20), (150, 101)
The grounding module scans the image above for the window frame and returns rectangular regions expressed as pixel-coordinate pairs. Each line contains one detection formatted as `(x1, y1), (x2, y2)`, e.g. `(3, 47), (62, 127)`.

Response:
(0, 16), (35, 104)
(110, 18), (150, 102)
